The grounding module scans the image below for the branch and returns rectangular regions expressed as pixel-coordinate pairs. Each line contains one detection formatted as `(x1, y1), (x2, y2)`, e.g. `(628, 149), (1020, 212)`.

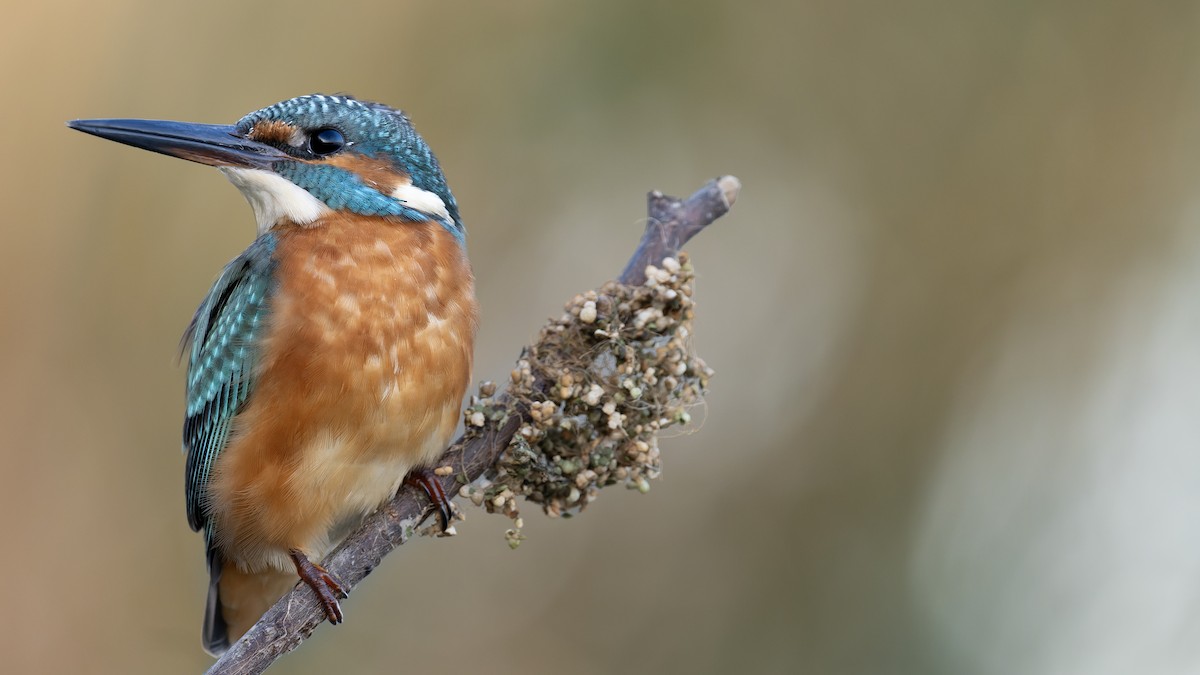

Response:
(206, 175), (741, 675)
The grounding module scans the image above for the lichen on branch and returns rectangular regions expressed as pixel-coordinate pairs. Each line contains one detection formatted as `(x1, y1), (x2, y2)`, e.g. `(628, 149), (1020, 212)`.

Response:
(459, 254), (712, 546)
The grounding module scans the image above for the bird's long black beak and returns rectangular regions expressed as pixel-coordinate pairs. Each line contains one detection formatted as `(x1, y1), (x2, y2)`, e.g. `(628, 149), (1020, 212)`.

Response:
(67, 118), (289, 169)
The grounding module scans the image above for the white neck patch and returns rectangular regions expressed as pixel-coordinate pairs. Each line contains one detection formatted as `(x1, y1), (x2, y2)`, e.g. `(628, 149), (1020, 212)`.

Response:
(391, 180), (451, 225)
(220, 167), (332, 233)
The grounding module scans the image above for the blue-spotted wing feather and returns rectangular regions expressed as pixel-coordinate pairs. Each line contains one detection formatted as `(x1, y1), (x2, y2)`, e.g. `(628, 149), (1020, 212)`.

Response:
(183, 234), (277, 532)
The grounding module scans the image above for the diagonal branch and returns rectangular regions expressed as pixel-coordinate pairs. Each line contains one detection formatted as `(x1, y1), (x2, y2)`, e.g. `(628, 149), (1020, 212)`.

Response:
(206, 175), (741, 675)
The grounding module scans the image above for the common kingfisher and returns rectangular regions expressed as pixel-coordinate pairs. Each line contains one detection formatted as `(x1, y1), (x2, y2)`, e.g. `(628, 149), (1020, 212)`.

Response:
(69, 95), (478, 655)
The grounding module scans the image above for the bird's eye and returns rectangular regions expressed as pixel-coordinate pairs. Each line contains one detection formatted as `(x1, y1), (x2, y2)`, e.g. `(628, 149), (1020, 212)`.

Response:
(309, 128), (345, 155)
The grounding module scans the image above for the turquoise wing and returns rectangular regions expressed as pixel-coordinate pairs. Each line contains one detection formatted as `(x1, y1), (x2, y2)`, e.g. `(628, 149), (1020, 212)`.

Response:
(183, 234), (278, 532)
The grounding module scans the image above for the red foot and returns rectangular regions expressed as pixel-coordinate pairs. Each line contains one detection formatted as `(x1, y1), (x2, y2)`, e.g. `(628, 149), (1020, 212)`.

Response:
(404, 468), (453, 530)
(289, 549), (348, 625)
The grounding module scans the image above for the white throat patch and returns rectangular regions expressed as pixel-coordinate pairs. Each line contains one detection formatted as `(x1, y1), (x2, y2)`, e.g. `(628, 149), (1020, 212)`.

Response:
(220, 167), (332, 233)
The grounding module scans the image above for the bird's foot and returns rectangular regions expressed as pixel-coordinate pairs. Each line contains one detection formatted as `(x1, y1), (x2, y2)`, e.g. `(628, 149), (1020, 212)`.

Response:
(289, 549), (348, 625)
(404, 468), (454, 531)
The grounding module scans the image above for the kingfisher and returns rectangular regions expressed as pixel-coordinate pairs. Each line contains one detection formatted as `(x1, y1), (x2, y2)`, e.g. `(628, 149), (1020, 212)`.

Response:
(69, 95), (478, 655)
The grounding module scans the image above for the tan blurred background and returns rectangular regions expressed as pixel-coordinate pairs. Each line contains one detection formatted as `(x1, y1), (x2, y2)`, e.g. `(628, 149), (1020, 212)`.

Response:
(5, 1), (1200, 673)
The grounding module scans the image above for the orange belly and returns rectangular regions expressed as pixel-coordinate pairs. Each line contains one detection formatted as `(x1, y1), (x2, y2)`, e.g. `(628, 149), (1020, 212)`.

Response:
(205, 214), (477, 574)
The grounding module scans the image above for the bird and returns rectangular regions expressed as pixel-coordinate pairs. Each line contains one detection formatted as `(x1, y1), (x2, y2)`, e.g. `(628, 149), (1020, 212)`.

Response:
(69, 94), (478, 655)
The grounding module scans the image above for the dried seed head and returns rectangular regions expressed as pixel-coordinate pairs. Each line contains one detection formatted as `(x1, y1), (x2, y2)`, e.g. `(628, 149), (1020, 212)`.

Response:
(462, 253), (710, 540)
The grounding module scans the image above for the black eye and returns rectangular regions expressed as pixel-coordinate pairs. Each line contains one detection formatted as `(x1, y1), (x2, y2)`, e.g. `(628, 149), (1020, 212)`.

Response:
(309, 128), (345, 155)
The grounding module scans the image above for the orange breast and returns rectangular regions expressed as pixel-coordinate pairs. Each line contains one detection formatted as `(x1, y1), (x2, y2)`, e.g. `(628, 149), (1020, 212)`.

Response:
(206, 215), (477, 571)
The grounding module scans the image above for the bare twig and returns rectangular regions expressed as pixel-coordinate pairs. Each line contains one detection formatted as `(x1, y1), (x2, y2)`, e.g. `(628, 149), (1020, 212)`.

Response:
(206, 175), (741, 675)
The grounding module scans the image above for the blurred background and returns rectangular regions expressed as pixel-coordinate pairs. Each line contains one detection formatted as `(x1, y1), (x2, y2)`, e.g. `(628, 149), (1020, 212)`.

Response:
(5, 1), (1200, 673)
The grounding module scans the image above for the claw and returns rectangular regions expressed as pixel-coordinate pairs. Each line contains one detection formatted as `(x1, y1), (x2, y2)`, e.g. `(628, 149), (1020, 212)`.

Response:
(289, 549), (348, 625)
(404, 468), (453, 530)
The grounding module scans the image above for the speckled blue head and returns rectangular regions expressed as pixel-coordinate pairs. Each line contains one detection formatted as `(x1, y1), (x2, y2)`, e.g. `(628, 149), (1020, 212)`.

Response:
(69, 94), (465, 243)
(231, 94), (463, 241)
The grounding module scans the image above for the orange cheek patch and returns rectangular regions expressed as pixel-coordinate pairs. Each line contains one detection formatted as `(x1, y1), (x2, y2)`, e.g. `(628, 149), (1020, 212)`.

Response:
(324, 154), (407, 192)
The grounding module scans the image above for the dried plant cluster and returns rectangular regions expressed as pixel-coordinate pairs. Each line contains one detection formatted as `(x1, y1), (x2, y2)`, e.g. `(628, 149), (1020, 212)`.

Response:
(458, 254), (712, 547)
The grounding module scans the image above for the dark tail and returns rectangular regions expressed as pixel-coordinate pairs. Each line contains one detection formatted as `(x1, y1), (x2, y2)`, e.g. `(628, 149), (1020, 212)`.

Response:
(202, 546), (230, 656)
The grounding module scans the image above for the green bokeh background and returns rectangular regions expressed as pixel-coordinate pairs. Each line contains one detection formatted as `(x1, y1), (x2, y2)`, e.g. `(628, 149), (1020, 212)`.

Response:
(5, 2), (1200, 673)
